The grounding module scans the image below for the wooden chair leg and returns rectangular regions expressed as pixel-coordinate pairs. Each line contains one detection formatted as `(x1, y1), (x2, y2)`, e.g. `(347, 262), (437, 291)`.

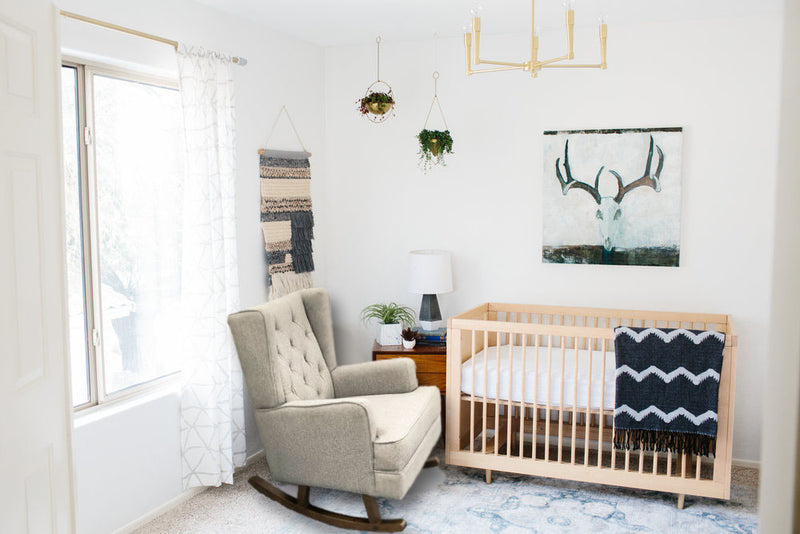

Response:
(677, 494), (685, 509)
(249, 476), (406, 532)
(485, 469), (492, 484)
(297, 485), (309, 508)
(363, 495), (382, 525)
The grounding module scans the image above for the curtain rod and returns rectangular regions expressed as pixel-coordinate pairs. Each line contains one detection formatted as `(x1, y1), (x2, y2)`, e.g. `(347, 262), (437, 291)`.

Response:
(59, 10), (248, 66)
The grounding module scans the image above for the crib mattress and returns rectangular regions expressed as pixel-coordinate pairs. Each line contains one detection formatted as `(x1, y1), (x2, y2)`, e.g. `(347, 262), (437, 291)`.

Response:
(461, 344), (617, 411)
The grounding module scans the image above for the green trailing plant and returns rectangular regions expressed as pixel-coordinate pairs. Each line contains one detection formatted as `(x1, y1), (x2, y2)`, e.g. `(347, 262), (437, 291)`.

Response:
(401, 327), (419, 342)
(417, 129), (453, 171)
(357, 91), (395, 115)
(360, 302), (416, 327)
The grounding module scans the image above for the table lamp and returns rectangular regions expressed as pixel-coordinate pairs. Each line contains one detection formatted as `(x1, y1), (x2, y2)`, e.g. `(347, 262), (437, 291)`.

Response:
(408, 250), (453, 331)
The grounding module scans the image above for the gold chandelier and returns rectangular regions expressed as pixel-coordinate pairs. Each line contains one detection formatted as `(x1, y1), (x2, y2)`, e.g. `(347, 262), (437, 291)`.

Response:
(464, 0), (607, 77)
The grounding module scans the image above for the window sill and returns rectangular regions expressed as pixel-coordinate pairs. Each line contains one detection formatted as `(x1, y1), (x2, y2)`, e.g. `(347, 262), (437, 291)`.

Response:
(73, 372), (182, 426)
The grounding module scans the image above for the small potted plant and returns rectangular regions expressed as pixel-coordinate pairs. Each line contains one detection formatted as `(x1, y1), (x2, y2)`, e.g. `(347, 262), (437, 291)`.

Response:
(361, 302), (415, 346)
(401, 327), (419, 349)
(417, 129), (453, 171)
(358, 91), (395, 116)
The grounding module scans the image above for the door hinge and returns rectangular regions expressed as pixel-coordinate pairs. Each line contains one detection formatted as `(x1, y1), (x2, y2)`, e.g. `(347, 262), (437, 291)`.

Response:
(84, 125), (93, 146)
(92, 328), (100, 347)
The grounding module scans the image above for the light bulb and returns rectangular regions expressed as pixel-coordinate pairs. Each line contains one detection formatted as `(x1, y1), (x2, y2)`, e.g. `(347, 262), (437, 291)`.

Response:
(470, 5), (483, 17)
(599, 14), (608, 25)
(563, 0), (575, 10)
(462, 23), (471, 34)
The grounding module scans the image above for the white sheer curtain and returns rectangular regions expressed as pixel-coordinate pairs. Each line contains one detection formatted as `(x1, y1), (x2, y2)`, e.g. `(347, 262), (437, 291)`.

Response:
(176, 43), (245, 488)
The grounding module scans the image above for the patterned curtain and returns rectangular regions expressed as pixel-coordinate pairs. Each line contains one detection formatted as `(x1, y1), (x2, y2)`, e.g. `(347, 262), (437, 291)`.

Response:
(176, 44), (245, 488)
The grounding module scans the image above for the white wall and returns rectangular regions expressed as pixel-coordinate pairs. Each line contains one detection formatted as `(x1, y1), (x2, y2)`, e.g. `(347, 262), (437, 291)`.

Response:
(59, 0), (325, 531)
(321, 14), (782, 462)
(759, 0), (800, 530)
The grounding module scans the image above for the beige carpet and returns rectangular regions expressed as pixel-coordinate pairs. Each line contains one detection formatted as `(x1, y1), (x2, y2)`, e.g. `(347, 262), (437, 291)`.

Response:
(136, 451), (759, 533)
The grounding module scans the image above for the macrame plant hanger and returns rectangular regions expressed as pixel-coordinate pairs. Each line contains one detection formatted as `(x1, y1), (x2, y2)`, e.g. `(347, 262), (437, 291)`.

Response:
(417, 34), (453, 172)
(424, 34), (448, 132)
(423, 71), (449, 132)
(258, 105), (311, 157)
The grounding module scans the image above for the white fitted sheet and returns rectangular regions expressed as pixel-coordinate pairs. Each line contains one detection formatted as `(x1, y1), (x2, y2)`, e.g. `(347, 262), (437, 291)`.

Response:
(461, 344), (617, 410)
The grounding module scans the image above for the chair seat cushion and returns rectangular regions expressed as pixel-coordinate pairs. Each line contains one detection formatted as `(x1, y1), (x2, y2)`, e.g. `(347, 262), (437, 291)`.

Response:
(359, 386), (441, 472)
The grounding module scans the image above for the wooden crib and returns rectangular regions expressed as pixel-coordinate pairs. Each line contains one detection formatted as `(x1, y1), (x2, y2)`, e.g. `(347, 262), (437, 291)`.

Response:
(444, 303), (737, 508)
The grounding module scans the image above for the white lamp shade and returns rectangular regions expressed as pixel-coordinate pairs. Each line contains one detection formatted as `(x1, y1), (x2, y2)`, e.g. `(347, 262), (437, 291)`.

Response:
(408, 250), (453, 294)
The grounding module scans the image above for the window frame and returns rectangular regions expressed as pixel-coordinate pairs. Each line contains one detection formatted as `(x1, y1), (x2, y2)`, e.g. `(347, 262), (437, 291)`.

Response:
(63, 58), (182, 412)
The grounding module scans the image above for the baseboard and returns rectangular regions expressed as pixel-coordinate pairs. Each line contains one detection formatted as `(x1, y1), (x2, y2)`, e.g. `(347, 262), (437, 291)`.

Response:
(113, 451), (266, 534)
(732, 458), (760, 470)
(112, 486), (206, 534)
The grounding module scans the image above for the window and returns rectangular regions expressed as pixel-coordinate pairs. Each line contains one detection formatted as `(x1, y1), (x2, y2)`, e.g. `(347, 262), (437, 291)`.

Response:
(61, 62), (185, 409)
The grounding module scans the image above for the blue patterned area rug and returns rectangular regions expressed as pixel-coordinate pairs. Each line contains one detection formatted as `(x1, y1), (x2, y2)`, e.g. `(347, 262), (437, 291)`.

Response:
(137, 451), (758, 533)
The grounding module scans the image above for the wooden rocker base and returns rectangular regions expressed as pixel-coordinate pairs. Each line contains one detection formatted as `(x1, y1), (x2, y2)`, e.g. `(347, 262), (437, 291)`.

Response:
(248, 476), (407, 532)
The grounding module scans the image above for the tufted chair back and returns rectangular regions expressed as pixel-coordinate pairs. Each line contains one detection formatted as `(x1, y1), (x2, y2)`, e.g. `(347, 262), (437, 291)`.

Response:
(228, 288), (336, 410)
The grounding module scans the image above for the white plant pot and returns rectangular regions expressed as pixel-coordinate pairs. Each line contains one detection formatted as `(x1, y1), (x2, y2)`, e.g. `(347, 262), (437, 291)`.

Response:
(378, 323), (403, 346)
(402, 339), (416, 349)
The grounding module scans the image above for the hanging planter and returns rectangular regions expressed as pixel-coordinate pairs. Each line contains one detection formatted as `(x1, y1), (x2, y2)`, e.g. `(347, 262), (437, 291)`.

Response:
(418, 129), (453, 165)
(357, 37), (395, 123)
(417, 71), (453, 172)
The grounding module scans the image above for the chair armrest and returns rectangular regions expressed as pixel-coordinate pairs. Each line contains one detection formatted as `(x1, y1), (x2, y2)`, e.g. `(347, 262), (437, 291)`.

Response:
(256, 398), (377, 494)
(331, 358), (418, 398)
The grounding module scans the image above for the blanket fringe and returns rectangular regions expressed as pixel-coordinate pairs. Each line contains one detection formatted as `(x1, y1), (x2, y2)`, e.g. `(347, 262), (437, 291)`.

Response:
(613, 429), (716, 457)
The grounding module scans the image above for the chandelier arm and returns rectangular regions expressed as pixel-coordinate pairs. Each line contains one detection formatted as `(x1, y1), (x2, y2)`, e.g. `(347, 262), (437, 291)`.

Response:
(541, 63), (603, 69)
(480, 59), (526, 68)
(467, 66), (526, 74)
(534, 54), (570, 68)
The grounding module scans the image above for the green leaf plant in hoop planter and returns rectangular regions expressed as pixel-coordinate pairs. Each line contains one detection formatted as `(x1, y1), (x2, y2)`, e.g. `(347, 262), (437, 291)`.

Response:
(358, 36), (396, 123)
(358, 91), (395, 117)
(417, 71), (453, 172)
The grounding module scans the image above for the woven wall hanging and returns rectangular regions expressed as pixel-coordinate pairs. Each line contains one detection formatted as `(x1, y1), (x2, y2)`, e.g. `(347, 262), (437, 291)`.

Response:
(259, 106), (314, 299)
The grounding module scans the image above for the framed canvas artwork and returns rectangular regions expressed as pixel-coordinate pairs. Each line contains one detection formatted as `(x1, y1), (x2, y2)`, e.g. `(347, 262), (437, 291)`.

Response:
(542, 127), (683, 266)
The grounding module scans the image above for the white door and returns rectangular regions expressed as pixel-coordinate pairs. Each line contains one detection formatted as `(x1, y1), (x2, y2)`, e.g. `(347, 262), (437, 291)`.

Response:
(0, 1), (76, 532)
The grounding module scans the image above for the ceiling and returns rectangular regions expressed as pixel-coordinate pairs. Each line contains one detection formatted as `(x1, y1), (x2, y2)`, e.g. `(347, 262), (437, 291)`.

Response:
(194, 0), (782, 47)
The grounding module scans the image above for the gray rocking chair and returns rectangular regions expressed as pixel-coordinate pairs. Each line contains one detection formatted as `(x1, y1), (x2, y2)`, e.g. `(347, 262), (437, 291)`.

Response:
(228, 288), (441, 531)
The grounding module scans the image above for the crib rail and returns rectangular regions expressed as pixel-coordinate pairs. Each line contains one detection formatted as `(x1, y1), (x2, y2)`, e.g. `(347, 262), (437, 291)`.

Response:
(445, 302), (737, 503)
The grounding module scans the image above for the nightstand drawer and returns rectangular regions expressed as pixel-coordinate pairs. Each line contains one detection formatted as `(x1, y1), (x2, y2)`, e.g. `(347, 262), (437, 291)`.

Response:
(376, 353), (445, 374)
(416, 372), (446, 391)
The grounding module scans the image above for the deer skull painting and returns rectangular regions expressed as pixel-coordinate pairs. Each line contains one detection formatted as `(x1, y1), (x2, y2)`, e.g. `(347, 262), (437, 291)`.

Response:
(556, 135), (664, 253)
(542, 127), (681, 267)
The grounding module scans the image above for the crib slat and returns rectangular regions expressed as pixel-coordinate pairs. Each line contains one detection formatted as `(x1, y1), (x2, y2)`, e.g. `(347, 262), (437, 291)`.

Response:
(695, 454), (702, 480)
(519, 331), (527, 459)
(482, 330), (488, 455)
(681, 453), (688, 478)
(507, 337), (513, 457)
(653, 451), (658, 475)
(558, 336), (565, 463)
(598, 338), (606, 467)
(495, 333), (501, 456)
(533, 332), (540, 461)
(639, 444), (645, 473)
(470, 330), (476, 454)
(625, 449), (630, 472)
(667, 450), (673, 476)
(571, 341), (579, 465)
(545, 335), (553, 462)
(584, 338), (593, 467)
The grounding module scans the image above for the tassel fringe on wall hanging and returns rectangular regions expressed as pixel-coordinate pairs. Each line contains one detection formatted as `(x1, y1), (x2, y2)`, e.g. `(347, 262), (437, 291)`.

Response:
(259, 106), (315, 300)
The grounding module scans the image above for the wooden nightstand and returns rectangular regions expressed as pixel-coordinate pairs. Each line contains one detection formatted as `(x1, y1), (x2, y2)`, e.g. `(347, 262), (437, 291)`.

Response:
(372, 341), (447, 435)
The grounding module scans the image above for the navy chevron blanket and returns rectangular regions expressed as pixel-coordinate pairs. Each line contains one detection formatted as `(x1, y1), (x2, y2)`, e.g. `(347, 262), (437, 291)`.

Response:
(612, 327), (725, 457)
